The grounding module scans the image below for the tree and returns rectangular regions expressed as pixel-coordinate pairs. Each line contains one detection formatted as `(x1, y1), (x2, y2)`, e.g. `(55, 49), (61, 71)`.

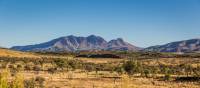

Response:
(123, 60), (138, 75)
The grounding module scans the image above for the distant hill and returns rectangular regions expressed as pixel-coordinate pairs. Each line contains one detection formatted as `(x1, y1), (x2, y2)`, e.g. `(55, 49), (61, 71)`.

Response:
(145, 38), (200, 53)
(11, 35), (141, 52)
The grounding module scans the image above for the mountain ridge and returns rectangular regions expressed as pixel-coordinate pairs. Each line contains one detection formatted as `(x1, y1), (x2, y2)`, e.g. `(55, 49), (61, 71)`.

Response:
(145, 38), (200, 53)
(11, 35), (141, 52)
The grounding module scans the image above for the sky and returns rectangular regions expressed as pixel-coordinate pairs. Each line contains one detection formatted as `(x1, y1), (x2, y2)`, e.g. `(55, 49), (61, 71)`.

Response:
(0, 0), (200, 48)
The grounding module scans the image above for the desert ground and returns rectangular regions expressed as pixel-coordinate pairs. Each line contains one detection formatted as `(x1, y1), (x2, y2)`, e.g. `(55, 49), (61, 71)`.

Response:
(0, 48), (200, 88)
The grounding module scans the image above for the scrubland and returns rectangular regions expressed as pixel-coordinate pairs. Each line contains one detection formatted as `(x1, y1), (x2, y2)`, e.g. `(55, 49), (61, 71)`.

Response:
(0, 49), (200, 88)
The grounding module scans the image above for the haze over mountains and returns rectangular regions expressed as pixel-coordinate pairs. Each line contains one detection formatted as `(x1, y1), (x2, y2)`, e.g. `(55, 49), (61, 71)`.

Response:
(11, 35), (141, 52)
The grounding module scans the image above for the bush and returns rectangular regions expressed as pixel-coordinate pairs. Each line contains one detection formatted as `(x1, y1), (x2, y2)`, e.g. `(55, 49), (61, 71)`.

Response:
(114, 67), (124, 75)
(144, 69), (150, 78)
(164, 74), (171, 81)
(24, 65), (32, 71)
(33, 65), (41, 71)
(54, 58), (82, 71)
(122, 60), (140, 75)
(24, 76), (45, 88)
(0, 62), (8, 69)
(54, 59), (66, 70)
(47, 68), (57, 74)
(84, 64), (95, 72)
(68, 59), (81, 70)
(162, 67), (171, 81)
(35, 76), (45, 88)
(24, 78), (36, 88)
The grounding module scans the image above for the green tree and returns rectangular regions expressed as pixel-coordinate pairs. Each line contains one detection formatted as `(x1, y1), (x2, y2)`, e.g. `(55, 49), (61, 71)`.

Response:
(123, 60), (138, 75)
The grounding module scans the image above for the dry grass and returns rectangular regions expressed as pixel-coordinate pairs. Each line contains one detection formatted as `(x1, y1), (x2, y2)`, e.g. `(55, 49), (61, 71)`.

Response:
(141, 58), (200, 66)
(1, 49), (200, 88)
(15, 71), (200, 88)
(0, 48), (38, 58)
(0, 48), (73, 59)
(77, 57), (124, 64)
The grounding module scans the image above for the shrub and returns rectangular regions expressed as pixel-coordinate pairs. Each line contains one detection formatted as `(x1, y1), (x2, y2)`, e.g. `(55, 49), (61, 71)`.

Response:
(47, 68), (57, 74)
(35, 76), (45, 88)
(24, 78), (36, 88)
(16, 64), (23, 71)
(68, 59), (80, 70)
(144, 69), (150, 78)
(54, 59), (66, 70)
(24, 76), (45, 88)
(122, 60), (139, 75)
(9, 66), (18, 77)
(84, 64), (95, 72)
(162, 67), (172, 81)
(0, 62), (8, 69)
(24, 65), (32, 71)
(123, 61), (135, 74)
(33, 65), (41, 71)
(164, 74), (171, 81)
(114, 67), (124, 75)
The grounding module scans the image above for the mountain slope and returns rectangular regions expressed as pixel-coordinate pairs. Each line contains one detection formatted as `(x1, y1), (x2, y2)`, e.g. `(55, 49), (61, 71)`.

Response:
(145, 38), (200, 52)
(11, 35), (140, 52)
(107, 38), (141, 51)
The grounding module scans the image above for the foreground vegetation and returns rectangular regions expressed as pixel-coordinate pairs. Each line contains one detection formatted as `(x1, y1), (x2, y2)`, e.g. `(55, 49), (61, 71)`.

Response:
(0, 50), (200, 88)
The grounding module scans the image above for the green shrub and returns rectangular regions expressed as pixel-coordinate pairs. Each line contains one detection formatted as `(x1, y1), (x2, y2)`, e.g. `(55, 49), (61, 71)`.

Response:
(144, 69), (150, 78)
(122, 60), (141, 75)
(54, 58), (66, 70)
(114, 67), (124, 75)
(164, 74), (171, 81)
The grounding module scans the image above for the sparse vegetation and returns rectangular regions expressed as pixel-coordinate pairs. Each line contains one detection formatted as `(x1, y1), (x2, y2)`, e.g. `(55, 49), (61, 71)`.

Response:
(0, 50), (200, 88)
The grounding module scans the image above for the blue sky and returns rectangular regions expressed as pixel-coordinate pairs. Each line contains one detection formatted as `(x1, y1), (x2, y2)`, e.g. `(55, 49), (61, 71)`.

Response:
(0, 0), (200, 48)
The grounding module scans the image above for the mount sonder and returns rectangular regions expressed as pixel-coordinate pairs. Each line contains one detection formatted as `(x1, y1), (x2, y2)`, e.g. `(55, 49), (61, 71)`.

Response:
(11, 35), (200, 53)
(11, 35), (141, 52)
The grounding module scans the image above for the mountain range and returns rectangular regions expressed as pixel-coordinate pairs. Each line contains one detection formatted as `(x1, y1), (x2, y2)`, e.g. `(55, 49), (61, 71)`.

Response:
(11, 35), (141, 52)
(11, 35), (200, 53)
(145, 38), (200, 53)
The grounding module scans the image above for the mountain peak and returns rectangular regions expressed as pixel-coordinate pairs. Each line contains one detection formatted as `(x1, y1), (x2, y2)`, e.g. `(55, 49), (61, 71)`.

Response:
(116, 38), (125, 43)
(67, 35), (76, 37)
(88, 35), (98, 37)
(116, 38), (123, 41)
(87, 35), (103, 40)
(107, 38), (141, 51)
